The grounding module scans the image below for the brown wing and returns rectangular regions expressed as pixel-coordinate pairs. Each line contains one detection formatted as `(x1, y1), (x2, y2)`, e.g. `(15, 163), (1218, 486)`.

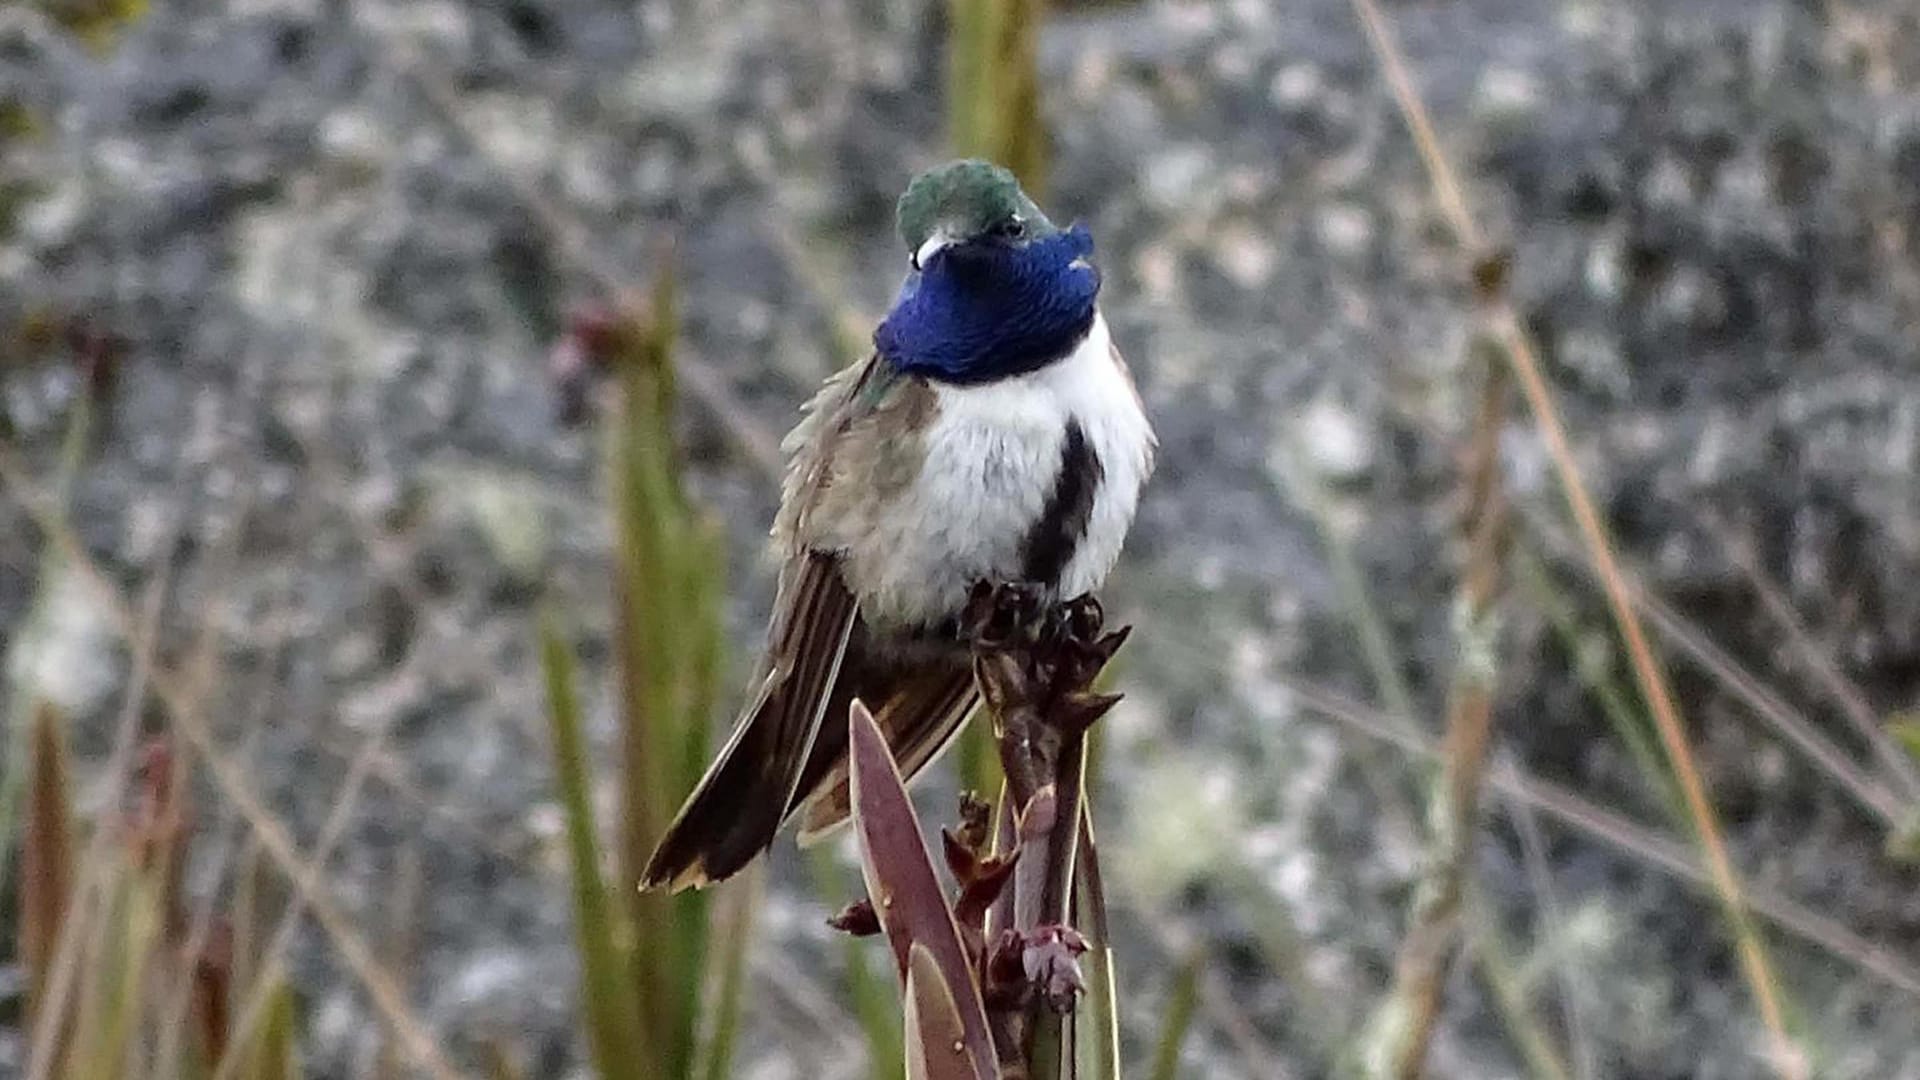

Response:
(639, 550), (858, 891)
(643, 355), (917, 891)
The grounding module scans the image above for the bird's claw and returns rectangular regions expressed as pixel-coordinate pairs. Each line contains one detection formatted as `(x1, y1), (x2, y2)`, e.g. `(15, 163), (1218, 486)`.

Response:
(963, 580), (1048, 648)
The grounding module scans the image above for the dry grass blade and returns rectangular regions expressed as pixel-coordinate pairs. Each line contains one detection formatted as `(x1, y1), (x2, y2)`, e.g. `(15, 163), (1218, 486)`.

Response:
(1270, 445), (1422, 847)
(19, 699), (75, 1076)
(20, 703), (75, 1041)
(1704, 518), (1920, 802)
(199, 607), (344, 1079)
(1637, 579), (1898, 823)
(159, 690), (460, 1079)
(209, 729), (391, 1080)
(24, 573), (171, 1080)
(1499, 784), (1596, 1080)
(1462, 896), (1573, 1080)
(156, 751), (255, 1079)
(1515, 548), (1681, 819)
(848, 698), (1001, 1079)
(1279, 673), (1920, 1000)
(1343, 0), (1803, 1072)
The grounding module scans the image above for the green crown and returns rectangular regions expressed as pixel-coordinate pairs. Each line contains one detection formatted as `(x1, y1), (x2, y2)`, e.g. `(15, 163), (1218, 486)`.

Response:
(894, 160), (1055, 253)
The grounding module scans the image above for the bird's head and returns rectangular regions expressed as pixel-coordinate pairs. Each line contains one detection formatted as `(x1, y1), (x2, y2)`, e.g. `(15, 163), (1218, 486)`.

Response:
(895, 159), (1057, 270)
(877, 160), (1099, 384)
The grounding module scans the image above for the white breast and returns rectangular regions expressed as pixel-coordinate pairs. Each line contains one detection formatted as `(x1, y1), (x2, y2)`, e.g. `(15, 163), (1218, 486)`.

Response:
(851, 313), (1156, 628)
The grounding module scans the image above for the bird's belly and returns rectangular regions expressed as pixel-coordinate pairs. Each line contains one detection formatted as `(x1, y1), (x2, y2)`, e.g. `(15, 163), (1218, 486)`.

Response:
(846, 316), (1153, 631)
(849, 411), (1061, 630)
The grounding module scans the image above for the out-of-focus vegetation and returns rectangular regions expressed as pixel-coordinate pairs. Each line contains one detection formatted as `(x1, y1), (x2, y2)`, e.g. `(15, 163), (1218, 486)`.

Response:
(539, 267), (753, 1080)
(7, 0), (1920, 1078)
(16, 706), (300, 1080)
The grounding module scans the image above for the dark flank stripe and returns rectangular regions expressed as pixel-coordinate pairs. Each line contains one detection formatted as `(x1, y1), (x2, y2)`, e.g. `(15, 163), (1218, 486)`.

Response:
(1020, 420), (1104, 587)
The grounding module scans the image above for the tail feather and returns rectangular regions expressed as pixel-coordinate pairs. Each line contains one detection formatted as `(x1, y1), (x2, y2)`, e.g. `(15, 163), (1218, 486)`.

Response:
(640, 553), (856, 892)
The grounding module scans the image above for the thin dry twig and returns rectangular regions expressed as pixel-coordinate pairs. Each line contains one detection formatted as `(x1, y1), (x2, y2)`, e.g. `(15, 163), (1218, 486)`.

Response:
(151, 733), (258, 1080)
(1344, 0), (1803, 1072)
(209, 705), (398, 1080)
(1528, 517), (1902, 827)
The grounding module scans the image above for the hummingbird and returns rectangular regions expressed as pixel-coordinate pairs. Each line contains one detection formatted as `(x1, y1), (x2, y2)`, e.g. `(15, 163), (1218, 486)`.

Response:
(641, 160), (1156, 892)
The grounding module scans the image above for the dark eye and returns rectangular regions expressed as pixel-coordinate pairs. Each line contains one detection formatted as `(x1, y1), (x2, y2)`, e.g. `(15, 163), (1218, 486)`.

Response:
(993, 218), (1028, 240)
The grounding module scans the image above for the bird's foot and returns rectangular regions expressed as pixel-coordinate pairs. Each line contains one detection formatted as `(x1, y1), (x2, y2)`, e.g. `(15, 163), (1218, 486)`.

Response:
(964, 582), (1131, 758)
(960, 582), (1109, 651)
(961, 579), (1048, 649)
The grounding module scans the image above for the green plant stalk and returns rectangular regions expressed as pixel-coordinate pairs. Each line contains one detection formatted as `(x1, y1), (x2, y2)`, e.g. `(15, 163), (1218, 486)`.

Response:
(1147, 952), (1200, 1080)
(71, 865), (162, 1079)
(240, 978), (300, 1080)
(1464, 898), (1572, 1080)
(1516, 548), (1681, 822)
(608, 269), (719, 1078)
(695, 867), (762, 1080)
(541, 615), (648, 1080)
(952, 0), (1047, 192)
(1075, 815), (1122, 1080)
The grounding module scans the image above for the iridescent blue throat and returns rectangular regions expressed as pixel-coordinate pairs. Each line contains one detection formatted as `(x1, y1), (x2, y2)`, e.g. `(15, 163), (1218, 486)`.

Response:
(874, 224), (1100, 385)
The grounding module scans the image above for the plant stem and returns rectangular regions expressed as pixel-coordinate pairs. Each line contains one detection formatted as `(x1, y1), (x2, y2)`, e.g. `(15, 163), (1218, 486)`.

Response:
(1371, 344), (1511, 1078)
(1344, 0), (1803, 1072)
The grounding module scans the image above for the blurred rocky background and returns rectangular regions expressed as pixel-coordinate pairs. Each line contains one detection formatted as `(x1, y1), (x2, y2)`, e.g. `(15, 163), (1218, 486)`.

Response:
(4, 0), (1920, 1076)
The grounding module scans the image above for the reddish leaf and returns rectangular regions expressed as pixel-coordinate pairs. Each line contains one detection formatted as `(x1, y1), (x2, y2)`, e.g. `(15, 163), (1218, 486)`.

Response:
(847, 699), (1000, 1080)
(953, 853), (1019, 932)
